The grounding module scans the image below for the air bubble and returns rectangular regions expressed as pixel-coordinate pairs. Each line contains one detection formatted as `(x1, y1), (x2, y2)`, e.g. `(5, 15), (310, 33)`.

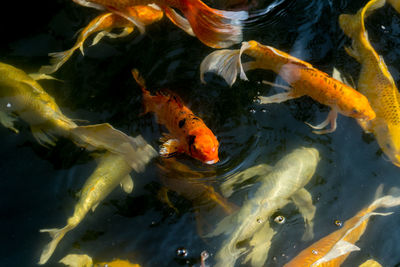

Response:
(261, 108), (267, 113)
(256, 218), (263, 223)
(253, 98), (261, 104)
(6, 103), (11, 108)
(249, 108), (256, 114)
(334, 220), (343, 227)
(312, 249), (318, 255)
(176, 247), (188, 258)
(274, 215), (286, 224)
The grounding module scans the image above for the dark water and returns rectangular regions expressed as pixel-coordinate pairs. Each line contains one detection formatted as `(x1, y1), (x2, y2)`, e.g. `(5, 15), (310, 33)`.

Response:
(1, 0), (400, 266)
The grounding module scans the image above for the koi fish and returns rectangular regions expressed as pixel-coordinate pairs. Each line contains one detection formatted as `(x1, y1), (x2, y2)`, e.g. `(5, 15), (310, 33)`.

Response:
(339, 0), (400, 166)
(200, 41), (376, 134)
(0, 62), (155, 171)
(207, 147), (319, 267)
(388, 0), (400, 13)
(60, 253), (141, 267)
(359, 259), (382, 267)
(284, 187), (400, 267)
(39, 148), (155, 264)
(132, 69), (219, 164)
(72, 0), (248, 48)
(40, 5), (163, 74)
(157, 158), (237, 214)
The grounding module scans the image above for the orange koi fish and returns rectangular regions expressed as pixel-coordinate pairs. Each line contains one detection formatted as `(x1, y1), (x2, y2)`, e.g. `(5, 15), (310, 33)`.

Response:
(72, 0), (248, 48)
(339, 0), (400, 167)
(157, 158), (236, 214)
(40, 5), (163, 74)
(132, 69), (219, 164)
(284, 187), (400, 267)
(200, 41), (376, 134)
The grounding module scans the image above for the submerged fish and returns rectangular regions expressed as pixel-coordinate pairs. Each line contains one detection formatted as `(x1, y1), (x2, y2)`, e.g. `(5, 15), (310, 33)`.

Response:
(60, 253), (141, 267)
(200, 41), (376, 134)
(72, 0), (248, 48)
(39, 147), (155, 264)
(157, 158), (237, 214)
(0, 62), (154, 171)
(40, 5), (163, 74)
(208, 147), (319, 267)
(132, 69), (219, 164)
(359, 259), (382, 267)
(339, 0), (400, 167)
(284, 187), (400, 266)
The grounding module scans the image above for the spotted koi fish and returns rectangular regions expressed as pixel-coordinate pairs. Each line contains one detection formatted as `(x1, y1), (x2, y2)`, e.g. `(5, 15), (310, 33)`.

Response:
(72, 0), (248, 48)
(40, 5), (163, 74)
(339, 0), (400, 167)
(200, 40), (376, 134)
(132, 69), (219, 164)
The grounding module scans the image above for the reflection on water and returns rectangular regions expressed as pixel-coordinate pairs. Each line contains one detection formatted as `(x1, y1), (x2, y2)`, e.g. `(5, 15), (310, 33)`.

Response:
(1, 0), (400, 266)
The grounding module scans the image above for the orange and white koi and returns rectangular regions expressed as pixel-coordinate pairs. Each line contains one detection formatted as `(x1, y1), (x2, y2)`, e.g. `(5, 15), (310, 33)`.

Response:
(339, 0), (400, 167)
(72, 0), (248, 48)
(200, 40), (376, 134)
(132, 69), (219, 164)
(284, 187), (400, 267)
(40, 5), (163, 74)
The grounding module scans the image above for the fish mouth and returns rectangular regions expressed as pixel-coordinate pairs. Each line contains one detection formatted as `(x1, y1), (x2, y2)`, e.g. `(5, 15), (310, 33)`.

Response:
(205, 159), (219, 164)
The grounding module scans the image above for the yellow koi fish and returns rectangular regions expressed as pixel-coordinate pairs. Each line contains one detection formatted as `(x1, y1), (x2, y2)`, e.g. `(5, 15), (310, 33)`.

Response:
(60, 253), (141, 267)
(39, 148), (155, 265)
(359, 259), (382, 267)
(0, 62), (151, 171)
(284, 187), (400, 267)
(207, 147), (319, 267)
(200, 41), (376, 134)
(339, 0), (400, 166)
(388, 0), (400, 13)
(40, 5), (163, 74)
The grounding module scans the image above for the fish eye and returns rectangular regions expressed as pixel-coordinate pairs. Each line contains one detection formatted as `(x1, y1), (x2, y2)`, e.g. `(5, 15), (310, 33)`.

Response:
(351, 108), (359, 115)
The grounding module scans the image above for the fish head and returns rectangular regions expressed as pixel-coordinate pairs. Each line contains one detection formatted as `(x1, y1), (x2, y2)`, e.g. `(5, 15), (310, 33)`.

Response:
(375, 122), (400, 167)
(187, 129), (219, 164)
(340, 93), (376, 121)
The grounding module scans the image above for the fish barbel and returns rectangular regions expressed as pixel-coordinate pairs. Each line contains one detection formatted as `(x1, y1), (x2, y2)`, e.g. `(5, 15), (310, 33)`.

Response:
(40, 5), (164, 74)
(208, 147), (319, 267)
(284, 186), (400, 266)
(39, 147), (155, 264)
(72, 0), (248, 48)
(0, 62), (152, 171)
(339, 0), (400, 167)
(200, 41), (376, 134)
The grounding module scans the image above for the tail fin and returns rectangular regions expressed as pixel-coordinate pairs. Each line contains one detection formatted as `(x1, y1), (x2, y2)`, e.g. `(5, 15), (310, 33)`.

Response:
(38, 225), (74, 265)
(178, 0), (248, 48)
(59, 254), (93, 267)
(200, 46), (248, 86)
(71, 124), (156, 172)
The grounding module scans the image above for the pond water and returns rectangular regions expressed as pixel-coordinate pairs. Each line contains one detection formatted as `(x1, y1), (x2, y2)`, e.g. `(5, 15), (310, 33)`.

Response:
(1, 0), (400, 266)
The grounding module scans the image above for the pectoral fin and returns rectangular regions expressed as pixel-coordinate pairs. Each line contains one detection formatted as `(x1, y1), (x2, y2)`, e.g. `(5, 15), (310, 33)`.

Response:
(31, 126), (57, 148)
(0, 111), (19, 133)
(91, 202), (100, 212)
(242, 220), (276, 267)
(164, 7), (195, 36)
(120, 174), (134, 194)
(220, 163), (272, 197)
(160, 139), (182, 158)
(291, 188), (316, 241)
(59, 254), (93, 267)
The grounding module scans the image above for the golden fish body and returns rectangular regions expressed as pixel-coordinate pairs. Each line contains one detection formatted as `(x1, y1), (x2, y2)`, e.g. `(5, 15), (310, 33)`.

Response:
(209, 147), (319, 267)
(284, 189), (400, 267)
(0, 62), (76, 137)
(60, 253), (141, 267)
(39, 147), (154, 264)
(339, 0), (400, 166)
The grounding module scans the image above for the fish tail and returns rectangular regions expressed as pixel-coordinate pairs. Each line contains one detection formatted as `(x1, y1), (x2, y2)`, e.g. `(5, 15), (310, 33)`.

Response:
(200, 45), (251, 86)
(38, 225), (74, 265)
(367, 193), (400, 213)
(131, 69), (152, 115)
(177, 0), (248, 48)
(339, 0), (385, 39)
(71, 125), (156, 172)
(59, 254), (93, 267)
(39, 13), (114, 74)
